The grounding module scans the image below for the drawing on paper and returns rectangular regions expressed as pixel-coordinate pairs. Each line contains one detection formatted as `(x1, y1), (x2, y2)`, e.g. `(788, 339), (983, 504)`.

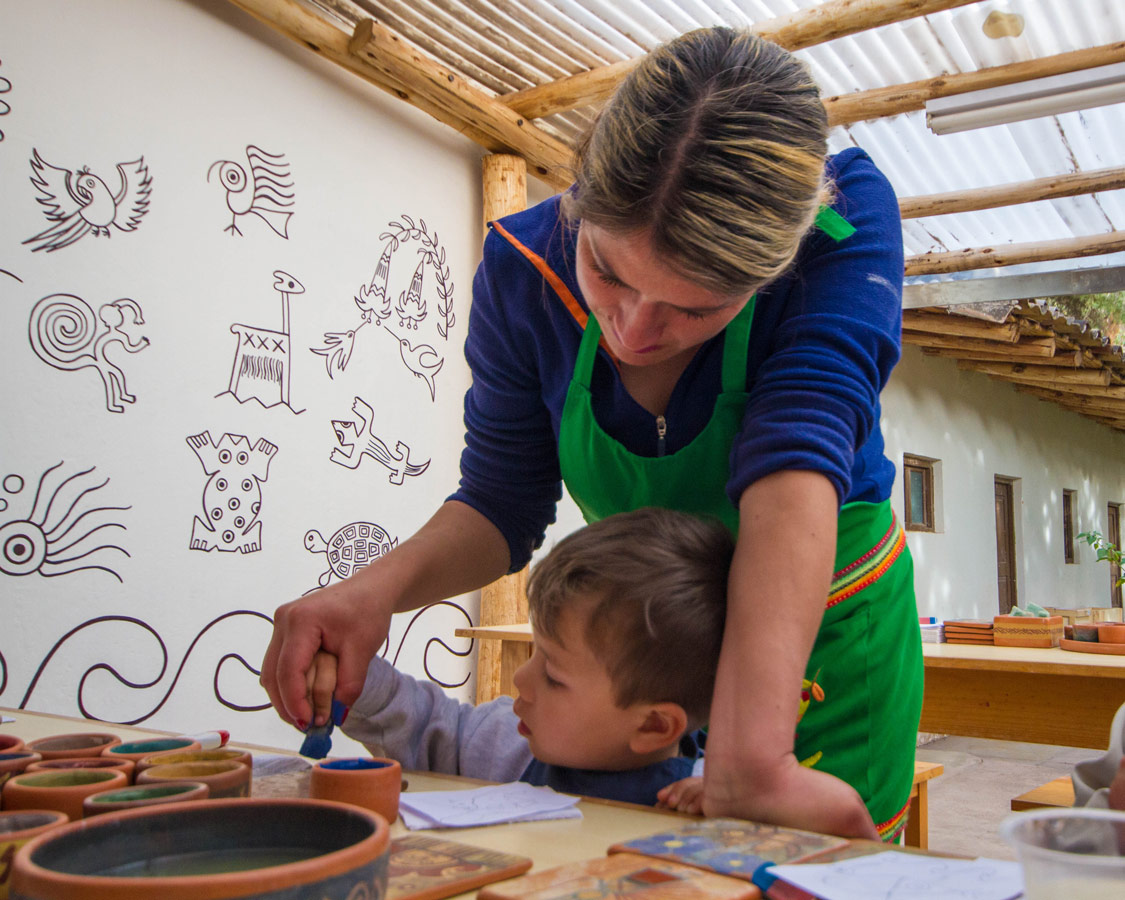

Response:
(13, 610), (275, 720)
(217, 270), (305, 413)
(304, 520), (399, 589)
(0, 269), (21, 282)
(207, 145), (294, 238)
(329, 396), (430, 483)
(187, 431), (276, 553)
(29, 294), (149, 413)
(0, 464), (129, 582)
(23, 150), (152, 252)
(310, 214), (454, 399)
(0, 58), (10, 142)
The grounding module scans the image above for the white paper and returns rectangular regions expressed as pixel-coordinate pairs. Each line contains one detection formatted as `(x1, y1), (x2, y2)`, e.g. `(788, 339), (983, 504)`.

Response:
(1, 716), (14, 724)
(398, 782), (582, 830)
(769, 851), (1024, 900)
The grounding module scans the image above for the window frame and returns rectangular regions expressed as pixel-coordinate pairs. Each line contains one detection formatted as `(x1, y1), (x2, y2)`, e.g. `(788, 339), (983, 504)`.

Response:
(1063, 489), (1077, 564)
(903, 455), (935, 533)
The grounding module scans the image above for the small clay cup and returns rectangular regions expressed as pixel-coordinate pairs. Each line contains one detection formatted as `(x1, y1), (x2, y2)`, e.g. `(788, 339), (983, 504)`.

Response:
(26, 756), (135, 783)
(0, 735), (23, 754)
(134, 746), (252, 776)
(136, 760), (250, 799)
(0, 752), (42, 792)
(0, 810), (68, 900)
(25, 732), (121, 761)
(101, 736), (200, 763)
(1074, 622), (1101, 642)
(2, 769), (128, 820)
(1097, 623), (1125, 644)
(82, 781), (210, 817)
(310, 757), (402, 824)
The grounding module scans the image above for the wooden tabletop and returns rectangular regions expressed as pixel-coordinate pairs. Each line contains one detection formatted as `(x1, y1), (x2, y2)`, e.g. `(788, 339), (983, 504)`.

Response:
(922, 641), (1125, 676)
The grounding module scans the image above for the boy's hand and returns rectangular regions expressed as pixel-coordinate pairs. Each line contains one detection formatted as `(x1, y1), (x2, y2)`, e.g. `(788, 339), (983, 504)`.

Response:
(306, 651), (340, 728)
(656, 776), (705, 814)
(1109, 758), (1125, 811)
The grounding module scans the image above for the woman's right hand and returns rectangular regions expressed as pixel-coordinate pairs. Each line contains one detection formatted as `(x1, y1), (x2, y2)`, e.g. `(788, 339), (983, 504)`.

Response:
(260, 566), (394, 731)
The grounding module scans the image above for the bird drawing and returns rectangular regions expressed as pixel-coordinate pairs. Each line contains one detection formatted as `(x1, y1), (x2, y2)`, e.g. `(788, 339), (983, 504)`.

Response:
(23, 150), (152, 253)
(385, 325), (443, 401)
(311, 327), (360, 379)
(207, 145), (294, 238)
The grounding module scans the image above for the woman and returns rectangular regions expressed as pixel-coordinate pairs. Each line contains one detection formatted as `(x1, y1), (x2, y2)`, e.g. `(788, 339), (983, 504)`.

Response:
(261, 27), (922, 841)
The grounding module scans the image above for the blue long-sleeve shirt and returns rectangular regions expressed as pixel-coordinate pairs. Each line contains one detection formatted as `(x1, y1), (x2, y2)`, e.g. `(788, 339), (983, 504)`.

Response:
(450, 148), (904, 572)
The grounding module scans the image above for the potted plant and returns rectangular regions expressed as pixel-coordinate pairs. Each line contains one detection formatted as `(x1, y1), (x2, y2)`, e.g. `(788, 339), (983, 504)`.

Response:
(1077, 531), (1125, 589)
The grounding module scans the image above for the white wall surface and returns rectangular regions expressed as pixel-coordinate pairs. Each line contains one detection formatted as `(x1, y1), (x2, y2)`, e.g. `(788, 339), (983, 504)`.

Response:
(0, 0), (488, 752)
(883, 346), (1125, 621)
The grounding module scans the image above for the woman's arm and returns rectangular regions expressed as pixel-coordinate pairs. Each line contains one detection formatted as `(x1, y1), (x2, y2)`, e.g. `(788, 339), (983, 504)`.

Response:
(259, 500), (510, 731)
(702, 469), (878, 839)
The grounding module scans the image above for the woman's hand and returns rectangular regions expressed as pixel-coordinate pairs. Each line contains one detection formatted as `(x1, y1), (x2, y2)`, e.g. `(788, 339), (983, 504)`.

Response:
(702, 752), (877, 839)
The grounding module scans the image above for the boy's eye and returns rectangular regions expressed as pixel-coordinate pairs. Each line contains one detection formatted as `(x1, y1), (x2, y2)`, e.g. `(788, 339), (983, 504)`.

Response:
(544, 672), (563, 688)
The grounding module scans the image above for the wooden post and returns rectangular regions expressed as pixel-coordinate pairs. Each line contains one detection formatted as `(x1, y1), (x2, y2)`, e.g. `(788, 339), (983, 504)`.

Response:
(476, 153), (532, 705)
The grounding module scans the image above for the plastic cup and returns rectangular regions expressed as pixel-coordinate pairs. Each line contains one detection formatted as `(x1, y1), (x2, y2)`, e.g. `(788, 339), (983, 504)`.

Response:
(1001, 808), (1125, 899)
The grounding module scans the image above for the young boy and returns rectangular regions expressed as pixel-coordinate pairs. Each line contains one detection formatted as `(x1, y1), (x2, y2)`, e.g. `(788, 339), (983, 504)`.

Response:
(315, 506), (734, 808)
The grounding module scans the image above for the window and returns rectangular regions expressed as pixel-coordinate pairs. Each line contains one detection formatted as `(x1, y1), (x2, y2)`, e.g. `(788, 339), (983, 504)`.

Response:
(1063, 490), (1077, 564)
(903, 455), (935, 532)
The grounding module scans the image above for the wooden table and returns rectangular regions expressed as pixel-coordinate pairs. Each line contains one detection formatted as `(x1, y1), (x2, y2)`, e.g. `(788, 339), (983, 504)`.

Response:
(457, 625), (1125, 750)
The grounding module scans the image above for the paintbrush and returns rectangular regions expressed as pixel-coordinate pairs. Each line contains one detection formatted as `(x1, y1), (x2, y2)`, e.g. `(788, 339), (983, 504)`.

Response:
(299, 699), (348, 759)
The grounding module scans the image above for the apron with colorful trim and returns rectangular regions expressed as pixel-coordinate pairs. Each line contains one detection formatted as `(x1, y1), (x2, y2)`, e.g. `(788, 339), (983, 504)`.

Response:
(552, 207), (923, 841)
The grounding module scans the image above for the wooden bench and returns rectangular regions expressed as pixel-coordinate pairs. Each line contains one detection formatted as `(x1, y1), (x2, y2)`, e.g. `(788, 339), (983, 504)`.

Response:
(907, 760), (944, 849)
(1010, 776), (1074, 811)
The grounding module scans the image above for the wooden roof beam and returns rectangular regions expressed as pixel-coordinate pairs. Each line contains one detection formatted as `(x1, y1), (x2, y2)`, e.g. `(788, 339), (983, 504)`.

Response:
(905, 231), (1125, 276)
(825, 41), (1125, 126)
(501, 0), (983, 119)
(903, 311), (1020, 342)
(957, 361), (1113, 387)
(904, 333), (1058, 357)
(899, 165), (1125, 220)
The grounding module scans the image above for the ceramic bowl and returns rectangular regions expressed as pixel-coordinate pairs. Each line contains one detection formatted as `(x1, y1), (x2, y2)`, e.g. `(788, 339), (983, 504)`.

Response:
(1096, 623), (1125, 644)
(310, 757), (402, 824)
(24, 734), (120, 761)
(26, 757), (135, 783)
(0, 736), (23, 754)
(0, 811), (68, 900)
(2, 769), (128, 821)
(0, 753), (42, 793)
(101, 737), (200, 763)
(136, 760), (250, 799)
(134, 747), (252, 776)
(82, 781), (209, 817)
(10, 798), (390, 900)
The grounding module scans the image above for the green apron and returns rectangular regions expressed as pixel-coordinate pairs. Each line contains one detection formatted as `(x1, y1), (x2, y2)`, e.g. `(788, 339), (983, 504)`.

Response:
(555, 209), (923, 841)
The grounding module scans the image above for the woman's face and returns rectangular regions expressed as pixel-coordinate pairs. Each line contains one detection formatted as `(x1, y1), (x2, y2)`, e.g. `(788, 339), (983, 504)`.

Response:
(575, 222), (753, 368)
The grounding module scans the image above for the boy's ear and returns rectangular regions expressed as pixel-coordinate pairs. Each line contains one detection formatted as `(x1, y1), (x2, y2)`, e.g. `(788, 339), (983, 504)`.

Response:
(629, 702), (688, 755)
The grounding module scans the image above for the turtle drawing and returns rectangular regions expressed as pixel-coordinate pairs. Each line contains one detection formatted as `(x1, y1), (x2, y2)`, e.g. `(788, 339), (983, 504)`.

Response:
(304, 521), (398, 587)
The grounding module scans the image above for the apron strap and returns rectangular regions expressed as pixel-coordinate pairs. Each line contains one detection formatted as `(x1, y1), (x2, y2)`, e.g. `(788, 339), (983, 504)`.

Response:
(574, 311), (602, 389)
(814, 205), (856, 242)
(721, 296), (756, 393)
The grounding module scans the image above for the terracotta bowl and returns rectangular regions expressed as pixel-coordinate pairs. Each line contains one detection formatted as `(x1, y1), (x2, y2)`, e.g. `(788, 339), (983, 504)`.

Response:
(0, 811), (68, 900)
(25, 734), (120, 761)
(1097, 623), (1125, 644)
(134, 747), (252, 776)
(136, 760), (250, 799)
(10, 798), (390, 900)
(2, 769), (128, 821)
(82, 781), (210, 817)
(0, 736), (23, 754)
(0, 753), (42, 793)
(310, 757), (402, 824)
(26, 757), (135, 783)
(101, 737), (200, 763)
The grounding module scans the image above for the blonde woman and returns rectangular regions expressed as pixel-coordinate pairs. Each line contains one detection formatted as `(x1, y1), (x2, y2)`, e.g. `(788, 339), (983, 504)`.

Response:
(262, 26), (921, 841)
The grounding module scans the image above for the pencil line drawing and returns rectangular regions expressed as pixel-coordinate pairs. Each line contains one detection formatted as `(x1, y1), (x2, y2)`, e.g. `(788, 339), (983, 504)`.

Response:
(29, 294), (149, 413)
(329, 396), (430, 483)
(386, 601), (473, 690)
(216, 270), (305, 413)
(187, 431), (276, 554)
(0, 58), (10, 142)
(0, 463), (129, 582)
(310, 214), (454, 392)
(304, 520), (399, 590)
(207, 145), (294, 238)
(23, 149), (152, 252)
(0, 269), (21, 282)
(14, 610), (274, 721)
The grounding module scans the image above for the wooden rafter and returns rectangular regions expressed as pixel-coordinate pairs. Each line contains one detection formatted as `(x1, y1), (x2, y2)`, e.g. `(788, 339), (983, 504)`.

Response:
(500, 0), (982, 119)
(905, 231), (1125, 276)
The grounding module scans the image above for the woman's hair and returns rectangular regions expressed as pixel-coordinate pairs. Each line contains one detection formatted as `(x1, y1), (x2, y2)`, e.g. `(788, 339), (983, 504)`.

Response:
(561, 27), (829, 295)
(528, 507), (734, 726)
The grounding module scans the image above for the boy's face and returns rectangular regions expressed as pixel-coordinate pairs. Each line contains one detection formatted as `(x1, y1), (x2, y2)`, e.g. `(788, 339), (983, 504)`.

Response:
(512, 605), (649, 770)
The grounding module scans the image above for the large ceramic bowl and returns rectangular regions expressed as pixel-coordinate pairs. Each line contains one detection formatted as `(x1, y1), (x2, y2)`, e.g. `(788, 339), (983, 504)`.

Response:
(10, 798), (390, 900)
(2, 770), (129, 821)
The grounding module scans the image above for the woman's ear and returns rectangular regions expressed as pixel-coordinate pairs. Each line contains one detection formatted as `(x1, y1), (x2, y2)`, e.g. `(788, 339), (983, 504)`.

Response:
(629, 702), (688, 755)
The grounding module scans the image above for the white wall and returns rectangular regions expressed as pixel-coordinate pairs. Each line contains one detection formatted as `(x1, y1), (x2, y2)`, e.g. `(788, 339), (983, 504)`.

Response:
(883, 345), (1125, 620)
(0, 0), (487, 752)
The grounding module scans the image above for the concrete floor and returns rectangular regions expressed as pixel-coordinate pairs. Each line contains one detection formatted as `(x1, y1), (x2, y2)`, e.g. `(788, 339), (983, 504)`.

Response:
(916, 735), (1094, 860)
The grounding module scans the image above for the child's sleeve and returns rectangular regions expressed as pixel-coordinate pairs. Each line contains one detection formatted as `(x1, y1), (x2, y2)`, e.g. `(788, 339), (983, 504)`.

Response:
(1072, 702), (1125, 808)
(341, 655), (533, 783)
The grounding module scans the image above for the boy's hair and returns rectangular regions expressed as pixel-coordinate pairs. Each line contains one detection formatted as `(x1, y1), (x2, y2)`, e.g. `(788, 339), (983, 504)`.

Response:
(527, 507), (733, 727)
